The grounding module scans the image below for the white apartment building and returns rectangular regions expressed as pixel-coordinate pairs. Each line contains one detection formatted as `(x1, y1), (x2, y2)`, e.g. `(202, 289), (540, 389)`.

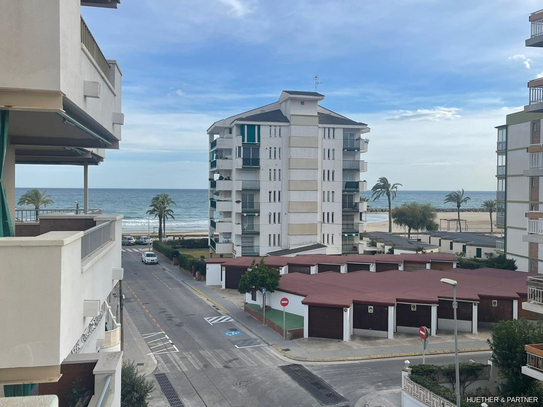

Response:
(496, 9), (543, 273)
(208, 91), (369, 257)
(0, 1), (124, 405)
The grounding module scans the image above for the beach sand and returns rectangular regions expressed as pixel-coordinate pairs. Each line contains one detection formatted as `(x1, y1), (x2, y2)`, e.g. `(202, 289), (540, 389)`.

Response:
(127, 211), (499, 238)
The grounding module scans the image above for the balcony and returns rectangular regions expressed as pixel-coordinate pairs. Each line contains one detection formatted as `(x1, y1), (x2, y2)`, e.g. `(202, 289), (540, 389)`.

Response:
(210, 238), (233, 254)
(496, 240), (505, 251)
(242, 202), (260, 214)
(497, 140), (506, 152)
(525, 78), (543, 112)
(523, 344), (543, 381)
(522, 276), (543, 314)
(0, 214), (123, 384)
(526, 10), (543, 47)
(343, 138), (361, 151)
(496, 214), (505, 227)
(210, 158), (233, 171)
(360, 201), (368, 212)
(343, 160), (367, 171)
(524, 152), (543, 176)
(342, 202), (359, 212)
(523, 217), (543, 243)
(242, 157), (260, 168)
(497, 165), (506, 176)
(343, 181), (360, 192)
(242, 180), (260, 190)
(497, 191), (505, 201)
(210, 136), (233, 151)
(241, 223), (260, 235)
(215, 220), (232, 234)
(212, 179), (233, 191)
(342, 243), (359, 254)
(241, 245), (260, 256)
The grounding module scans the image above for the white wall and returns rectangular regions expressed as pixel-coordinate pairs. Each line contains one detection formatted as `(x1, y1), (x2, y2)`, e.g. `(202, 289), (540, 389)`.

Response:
(206, 263), (222, 286)
(246, 290), (305, 317)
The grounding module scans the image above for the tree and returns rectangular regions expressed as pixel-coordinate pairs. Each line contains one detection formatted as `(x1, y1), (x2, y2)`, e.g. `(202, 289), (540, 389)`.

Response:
(482, 199), (497, 234)
(441, 362), (485, 395)
(488, 319), (543, 399)
(391, 202), (438, 239)
(444, 189), (470, 232)
(456, 253), (517, 270)
(238, 259), (281, 310)
(121, 360), (154, 407)
(371, 177), (402, 233)
(17, 189), (53, 220)
(146, 193), (176, 242)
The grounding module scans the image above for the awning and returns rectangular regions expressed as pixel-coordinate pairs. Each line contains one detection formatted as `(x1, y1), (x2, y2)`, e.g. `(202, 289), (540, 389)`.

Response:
(342, 233), (357, 237)
(0, 111), (14, 237)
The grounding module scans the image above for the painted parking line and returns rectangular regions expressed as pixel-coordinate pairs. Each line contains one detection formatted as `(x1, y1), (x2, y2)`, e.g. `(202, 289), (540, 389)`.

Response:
(142, 332), (179, 355)
(204, 315), (233, 325)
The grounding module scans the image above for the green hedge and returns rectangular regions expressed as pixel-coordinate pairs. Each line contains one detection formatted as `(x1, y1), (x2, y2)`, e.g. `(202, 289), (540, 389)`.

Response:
(152, 241), (179, 260)
(178, 253), (206, 276)
(167, 238), (208, 249)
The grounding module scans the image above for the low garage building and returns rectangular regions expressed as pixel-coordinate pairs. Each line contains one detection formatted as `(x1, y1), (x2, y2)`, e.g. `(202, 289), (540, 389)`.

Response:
(245, 267), (530, 341)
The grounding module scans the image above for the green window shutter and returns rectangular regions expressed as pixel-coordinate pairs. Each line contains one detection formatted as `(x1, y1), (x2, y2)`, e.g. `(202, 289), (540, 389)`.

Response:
(240, 125), (246, 142)
(476, 248), (482, 258)
(449, 242), (453, 250)
(247, 125), (256, 143)
(257, 125), (261, 142)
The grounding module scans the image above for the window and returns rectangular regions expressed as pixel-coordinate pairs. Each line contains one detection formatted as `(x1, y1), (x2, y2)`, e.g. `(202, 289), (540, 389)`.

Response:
(323, 149), (326, 160)
(327, 234), (329, 244)
(269, 148), (272, 159)
(278, 191), (281, 202)
(323, 212), (325, 222)
(273, 169), (277, 181)
(241, 124), (260, 143)
(269, 126), (272, 136)
(327, 149), (330, 160)
(278, 212), (281, 224)
(332, 128), (335, 139)
(476, 248), (482, 258)
(327, 170), (330, 181)
(332, 191), (335, 202)
(301, 101), (305, 105)
(327, 191), (330, 202)
(237, 146), (242, 157)
(269, 169), (272, 181)
(332, 149), (335, 160)
(274, 147), (277, 159)
(269, 234), (272, 246)
(332, 170), (335, 181)
(323, 170), (326, 180)
(327, 212), (330, 223)
(269, 213), (272, 224)
(323, 233), (325, 242)
(273, 234), (276, 246)
(273, 191), (276, 202)
(278, 169), (281, 181)
(331, 212), (334, 223)
(450, 242), (453, 250)
(331, 234), (334, 244)
(279, 127), (281, 137)
(278, 234), (281, 246)
(269, 191), (272, 202)
(323, 191), (326, 202)
(278, 148), (281, 159)
(242, 146), (259, 166)
(273, 212), (276, 223)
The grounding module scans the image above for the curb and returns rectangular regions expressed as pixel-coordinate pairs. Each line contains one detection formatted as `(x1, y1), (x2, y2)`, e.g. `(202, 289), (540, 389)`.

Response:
(189, 286), (230, 314)
(270, 344), (491, 362)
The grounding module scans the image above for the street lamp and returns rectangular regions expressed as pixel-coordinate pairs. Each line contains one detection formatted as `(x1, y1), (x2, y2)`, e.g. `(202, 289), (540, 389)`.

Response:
(441, 278), (460, 407)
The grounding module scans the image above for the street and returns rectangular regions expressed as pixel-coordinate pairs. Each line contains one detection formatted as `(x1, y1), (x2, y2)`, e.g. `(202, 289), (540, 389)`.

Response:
(121, 248), (490, 407)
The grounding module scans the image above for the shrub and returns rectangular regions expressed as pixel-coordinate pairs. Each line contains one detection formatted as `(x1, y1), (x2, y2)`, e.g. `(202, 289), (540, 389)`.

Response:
(178, 254), (206, 275)
(121, 360), (154, 407)
(166, 238), (208, 249)
(152, 240), (179, 260)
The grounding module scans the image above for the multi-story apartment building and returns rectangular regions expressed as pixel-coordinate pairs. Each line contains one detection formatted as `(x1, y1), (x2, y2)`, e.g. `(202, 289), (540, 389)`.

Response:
(0, 1), (124, 405)
(496, 9), (543, 273)
(208, 91), (369, 257)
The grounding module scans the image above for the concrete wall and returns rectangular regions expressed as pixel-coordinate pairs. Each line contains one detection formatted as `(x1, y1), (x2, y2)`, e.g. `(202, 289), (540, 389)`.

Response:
(206, 263), (222, 286)
(246, 290), (305, 317)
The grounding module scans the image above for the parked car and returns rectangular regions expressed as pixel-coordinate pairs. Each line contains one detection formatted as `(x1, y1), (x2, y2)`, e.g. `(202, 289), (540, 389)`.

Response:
(123, 236), (136, 246)
(142, 251), (158, 265)
(136, 236), (150, 245)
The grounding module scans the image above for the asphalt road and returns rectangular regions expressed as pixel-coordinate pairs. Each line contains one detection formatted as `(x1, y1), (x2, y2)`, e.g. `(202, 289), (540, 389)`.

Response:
(121, 247), (491, 407)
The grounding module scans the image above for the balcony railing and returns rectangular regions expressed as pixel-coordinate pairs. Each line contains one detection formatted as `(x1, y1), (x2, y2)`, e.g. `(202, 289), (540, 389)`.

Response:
(242, 202), (260, 213)
(496, 214), (505, 226)
(497, 141), (506, 151)
(81, 221), (114, 259)
(497, 165), (506, 176)
(241, 245), (259, 256)
(210, 199), (217, 209)
(527, 276), (543, 304)
(210, 180), (216, 189)
(526, 344), (543, 372)
(210, 160), (217, 169)
(496, 240), (505, 251)
(497, 191), (505, 201)
(342, 244), (358, 254)
(210, 139), (217, 150)
(343, 181), (360, 191)
(530, 152), (543, 168)
(241, 223), (260, 234)
(210, 219), (216, 229)
(342, 223), (357, 233)
(530, 86), (543, 105)
(528, 219), (543, 234)
(16, 208), (101, 222)
(532, 20), (543, 38)
(80, 17), (111, 80)
(342, 202), (359, 212)
(242, 158), (260, 167)
(242, 180), (260, 190)
(343, 160), (361, 170)
(210, 238), (216, 250)
(343, 138), (360, 150)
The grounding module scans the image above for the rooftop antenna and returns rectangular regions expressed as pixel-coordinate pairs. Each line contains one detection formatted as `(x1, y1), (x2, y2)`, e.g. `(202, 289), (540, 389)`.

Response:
(314, 75), (321, 92)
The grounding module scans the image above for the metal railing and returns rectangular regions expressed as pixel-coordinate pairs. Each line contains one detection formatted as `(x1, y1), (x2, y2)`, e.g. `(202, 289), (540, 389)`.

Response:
(527, 351), (543, 372)
(210, 180), (216, 189)
(210, 139), (217, 150)
(242, 202), (260, 213)
(496, 214), (505, 226)
(528, 219), (543, 234)
(496, 240), (504, 251)
(527, 277), (543, 304)
(497, 191), (505, 201)
(241, 223), (260, 234)
(210, 200), (217, 209)
(342, 202), (359, 212)
(497, 165), (506, 176)
(342, 244), (358, 254)
(343, 139), (361, 149)
(242, 158), (260, 167)
(81, 221), (114, 259)
(532, 20), (543, 37)
(530, 152), (543, 168)
(210, 219), (216, 229)
(497, 141), (506, 151)
(242, 180), (260, 190)
(15, 208), (101, 222)
(241, 245), (259, 256)
(343, 160), (361, 170)
(530, 86), (543, 105)
(210, 160), (217, 169)
(81, 17), (111, 80)
(342, 223), (357, 233)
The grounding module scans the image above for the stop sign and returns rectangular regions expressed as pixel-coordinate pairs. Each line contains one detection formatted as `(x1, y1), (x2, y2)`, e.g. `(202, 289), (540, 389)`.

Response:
(280, 297), (289, 307)
(419, 326), (428, 339)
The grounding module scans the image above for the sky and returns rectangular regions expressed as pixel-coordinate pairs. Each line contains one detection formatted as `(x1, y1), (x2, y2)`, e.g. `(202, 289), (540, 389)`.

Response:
(16, 0), (543, 190)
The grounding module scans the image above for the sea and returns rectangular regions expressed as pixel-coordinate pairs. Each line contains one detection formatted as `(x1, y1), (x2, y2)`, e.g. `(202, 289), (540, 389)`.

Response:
(14, 188), (496, 233)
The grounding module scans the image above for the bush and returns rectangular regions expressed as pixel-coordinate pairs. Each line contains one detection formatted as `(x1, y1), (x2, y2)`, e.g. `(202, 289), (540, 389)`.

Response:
(167, 238), (208, 249)
(457, 254), (517, 270)
(121, 360), (154, 407)
(152, 240), (179, 260)
(178, 253), (206, 275)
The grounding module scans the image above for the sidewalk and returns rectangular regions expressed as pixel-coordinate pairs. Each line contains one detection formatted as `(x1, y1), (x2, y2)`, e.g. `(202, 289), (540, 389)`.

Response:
(161, 262), (492, 362)
(122, 308), (158, 376)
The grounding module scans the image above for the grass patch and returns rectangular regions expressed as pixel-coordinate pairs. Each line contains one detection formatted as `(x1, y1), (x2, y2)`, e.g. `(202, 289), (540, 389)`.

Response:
(246, 303), (303, 330)
(177, 248), (233, 259)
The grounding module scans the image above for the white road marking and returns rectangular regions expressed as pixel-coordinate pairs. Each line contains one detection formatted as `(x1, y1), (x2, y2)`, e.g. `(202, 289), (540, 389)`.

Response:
(183, 351), (203, 370)
(168, 353), (189, 371)
(231, 348), (257, 366)
(155, 354), (170, 373)
(204, 315), (233, 325)
(142, 332), (163, 339)
(199, 350), (224, 369)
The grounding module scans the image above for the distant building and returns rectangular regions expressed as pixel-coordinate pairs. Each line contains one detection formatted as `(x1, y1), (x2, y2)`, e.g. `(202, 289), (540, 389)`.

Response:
(359, 232), (439, 254)
(208, 91), (370, 257)
(417, 232), (501, 259)
(496, 9), (543, 273)
(0, 1), (124, 404)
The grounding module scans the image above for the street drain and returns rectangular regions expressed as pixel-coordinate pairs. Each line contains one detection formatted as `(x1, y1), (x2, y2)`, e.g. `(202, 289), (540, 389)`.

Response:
(279, 364), (347, 405)
(154, 373), (184, 407)
(282, 348), (291, 351)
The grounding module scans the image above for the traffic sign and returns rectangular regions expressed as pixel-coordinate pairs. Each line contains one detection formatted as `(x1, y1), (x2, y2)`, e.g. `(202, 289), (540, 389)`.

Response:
(262, 288), (266, 297)
(419, 326), (428, 339)
(280, 297), (289, 307)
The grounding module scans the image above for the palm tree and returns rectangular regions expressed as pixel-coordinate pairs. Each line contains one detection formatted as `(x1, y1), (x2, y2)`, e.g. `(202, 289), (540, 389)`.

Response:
(146, 198), (163, 241)
(371, 177), (402, 233)
(482, 199), (497, 234)
(17, 189), (54, 220)
(146, 193), (176, 242)
(444, 189), (471, 232)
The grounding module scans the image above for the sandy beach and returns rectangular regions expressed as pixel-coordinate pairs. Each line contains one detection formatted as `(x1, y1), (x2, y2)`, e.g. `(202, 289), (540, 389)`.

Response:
(126, 211), (499, 238)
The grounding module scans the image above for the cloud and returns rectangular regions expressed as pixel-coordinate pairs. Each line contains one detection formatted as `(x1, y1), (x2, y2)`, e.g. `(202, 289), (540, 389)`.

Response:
(385, 107), (461, 122)
(216, 0), (255, 17)
(509, 54), (532, 69)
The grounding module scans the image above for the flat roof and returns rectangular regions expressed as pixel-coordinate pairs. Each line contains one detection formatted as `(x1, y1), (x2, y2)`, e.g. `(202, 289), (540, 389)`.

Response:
(420, 232), (500, 248)
(365, 232), (438, 250)
(278, 268), (528, 308)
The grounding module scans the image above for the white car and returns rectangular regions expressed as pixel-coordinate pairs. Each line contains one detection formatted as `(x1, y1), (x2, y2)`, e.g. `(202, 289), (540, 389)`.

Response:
(141, 252), (158, 265)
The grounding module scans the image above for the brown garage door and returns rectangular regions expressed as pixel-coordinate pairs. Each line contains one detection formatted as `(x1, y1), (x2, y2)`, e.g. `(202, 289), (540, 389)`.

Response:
(225, 267), (247, 289)
(318, 264), (341, 273)
(347, 263), (370, 272)
(353, 304), (388, 331)
(403, 262), (427, 271)
(376, 262), (398, 272)
(289, 265), (311, 274)
(438, 300), (472, 321)
(479, 298), (512, 323)
(396, 303), (431, 328)
(430, 262), (453, 270)
(309, 306), (343, 339)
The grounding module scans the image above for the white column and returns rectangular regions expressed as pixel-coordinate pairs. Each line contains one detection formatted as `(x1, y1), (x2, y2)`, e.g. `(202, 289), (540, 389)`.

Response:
(393, 304), (397, 333)
(387, 306), (394, 339)
(370, 263), (376, 272)
(343, 306), (351, 342)
(398, 262), (404, 271)
(513, 299), (518, 320)
(310, 266), (317, 274)
(472, 302), (478, 334)
(426, 263), (431, 269)
(4, 141), (15, 225)
(431, 305), (438, 336)
(221, 267), (225, 289)
(453, 262), (457, 268)
(83, 163), (89, 214)
(303, 305), (309, 338)
(340, 264), (347, 274)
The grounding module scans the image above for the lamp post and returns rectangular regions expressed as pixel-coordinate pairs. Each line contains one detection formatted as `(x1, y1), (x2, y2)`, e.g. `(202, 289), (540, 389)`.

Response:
(441, 278), (460, 407)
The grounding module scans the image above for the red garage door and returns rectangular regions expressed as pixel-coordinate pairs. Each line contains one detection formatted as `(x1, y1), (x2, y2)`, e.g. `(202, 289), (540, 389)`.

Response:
(318, 264), (341, 273)
(308, 306), (343, 340)
(347, 263), (370, 272)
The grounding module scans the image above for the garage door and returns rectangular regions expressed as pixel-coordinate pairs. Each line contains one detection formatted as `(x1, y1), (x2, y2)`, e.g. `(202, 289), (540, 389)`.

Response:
(289, 265), (311, 274)
(430, 262), (453, 270)
(353, 304), (388, 331)
(403, 262), (427, 271)
(318, 264), (341, 273)
(225, 267), (247, 289)
(375, 262), (398, 272)
(479, 298), (512, 323)
(308, 306), (343, 339)
(396, 303), (431, 328)
(347, 263), (370, 272)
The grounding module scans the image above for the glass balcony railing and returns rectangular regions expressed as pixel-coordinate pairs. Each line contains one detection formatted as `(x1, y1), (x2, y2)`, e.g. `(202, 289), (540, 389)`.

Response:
(241, 246), (259, 256)
(241, 223), (260, 234)
(241, 202), (260, 213)
(342, 202), (359, 212)
(242, 180), (260, 190)
(343, 181), (360, 191)
(242, 158), (260, 167)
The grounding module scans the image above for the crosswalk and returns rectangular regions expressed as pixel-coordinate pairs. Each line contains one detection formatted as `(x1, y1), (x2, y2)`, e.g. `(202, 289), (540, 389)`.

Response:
(204, 315), (233, 325)
(122, 248), (144, 253)
(154, 346), (278, 373)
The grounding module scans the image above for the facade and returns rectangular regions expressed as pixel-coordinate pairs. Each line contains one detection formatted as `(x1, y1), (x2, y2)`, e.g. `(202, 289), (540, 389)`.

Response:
(496, 9), (543, 273)
(208, 91), (370, 257)
(416, 232), (501, 259)
(0, 1), (124, 405)
(522, 276), (543, 381)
